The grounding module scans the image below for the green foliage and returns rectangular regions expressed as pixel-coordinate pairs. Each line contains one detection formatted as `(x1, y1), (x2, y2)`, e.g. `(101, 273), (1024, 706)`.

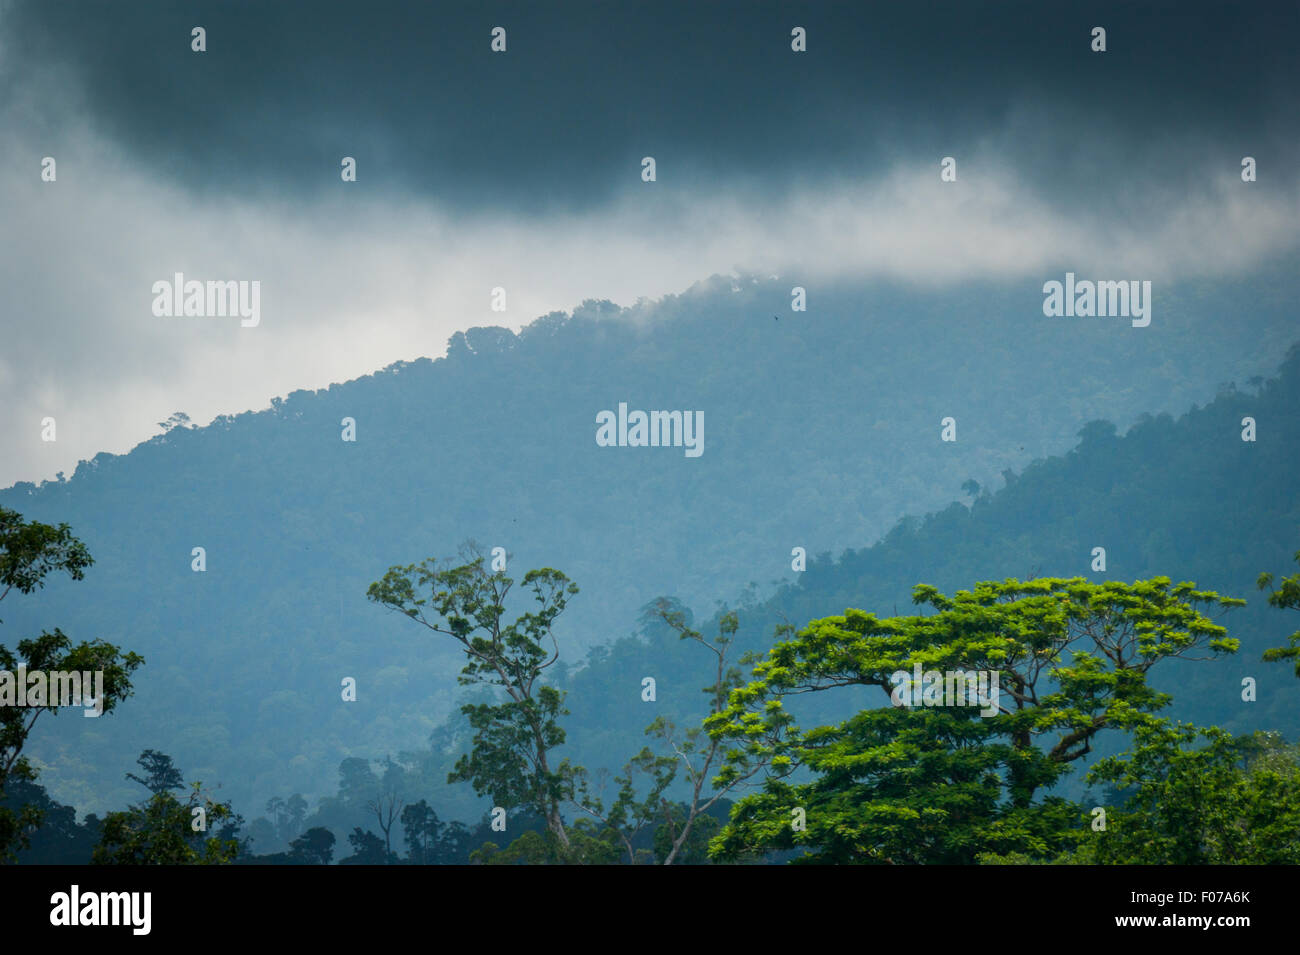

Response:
(469, 821), (624, 865)
(1, 314), (1295, 857)
(1259, 550), (1300, 676)
(339, 827), (395, 864)
(470, 831), (554, 865)
(568, 749), (676, 864)
(0, 506), (92, 606)
(0, 509), (142, 862)
(3, 291), (1294, 819)
(400, 799), (446, 864)
(125, 749), (184, 795)
(264, 793), (309, 845)
(0, 778), (102, 863)
(0, 796), (42, 864)
(708, 575), (1244, 863)
(286, 826), (335, 865)
(564, 599), (765, 863)
(638, 603), (768, 863)
(652, 803), (721, 864)
(93, 781), (238, 865)
(1080, 724), (1300, 864)
(368, 545), (579, 846)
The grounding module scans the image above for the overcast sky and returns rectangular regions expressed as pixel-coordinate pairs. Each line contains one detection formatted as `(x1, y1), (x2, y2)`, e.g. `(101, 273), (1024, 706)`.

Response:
(2, 0), (1297, 487)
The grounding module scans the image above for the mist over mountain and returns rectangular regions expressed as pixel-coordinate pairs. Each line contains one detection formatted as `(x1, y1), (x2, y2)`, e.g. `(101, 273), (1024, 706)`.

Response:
(2, 269), (1296, 817)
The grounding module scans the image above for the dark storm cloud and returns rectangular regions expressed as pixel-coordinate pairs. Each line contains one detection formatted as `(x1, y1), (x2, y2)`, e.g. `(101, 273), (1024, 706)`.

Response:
(3, 0), (1297, 490)
(6, 0), (1297, 212)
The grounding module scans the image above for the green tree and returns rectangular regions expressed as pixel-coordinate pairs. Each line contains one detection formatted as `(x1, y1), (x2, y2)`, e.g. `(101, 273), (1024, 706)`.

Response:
(0, 507), (143, 862)
(0, 778), (102, 864)
(0, 507), (92, 598)
(93, 781), (238, 865)
(287, 826), (336, 865)
(401, 799), (443, 864)
(652, 803), (723, 865)
(569, 749), (676, 864)
(283, 794), (309, 838)
(335, 756), (379, 807)
(471, 818), (622, 865)
(566, 600), (773, 864)
(339, 827), (393, 864)
(1259, 550), (1300, 676)
(368, 544), (578, 848)
(125, 749), (184, 795)
(643, 601), (771, 864)
(708, 575), (1244, 863)
(155, 411), (192, 434)
(1080, 723), (1300, 864)
(470, 830), (554, 865)
(263, 792), (311, 846)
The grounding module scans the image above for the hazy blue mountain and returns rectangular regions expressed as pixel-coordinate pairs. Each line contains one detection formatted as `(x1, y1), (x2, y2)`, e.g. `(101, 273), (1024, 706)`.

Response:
(2, 269), (1295, 816)
(559, 343), (1300, 809)
(263, 333), (1300, 849)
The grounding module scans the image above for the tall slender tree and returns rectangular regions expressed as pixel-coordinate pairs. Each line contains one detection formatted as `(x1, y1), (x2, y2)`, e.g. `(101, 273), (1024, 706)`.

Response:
(368, 544), (578, 849)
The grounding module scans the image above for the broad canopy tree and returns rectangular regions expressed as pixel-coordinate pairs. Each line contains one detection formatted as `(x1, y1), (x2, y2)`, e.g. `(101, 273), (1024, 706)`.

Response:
(706, 575), (1244, 863)
(366, 545), (1266, 865)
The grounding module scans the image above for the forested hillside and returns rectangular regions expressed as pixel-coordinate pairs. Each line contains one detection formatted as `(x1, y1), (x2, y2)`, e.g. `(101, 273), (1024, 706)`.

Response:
(254, 338), (1300, 851)
(1, 271), (1295, 817)
(560, 342), (1300, 802)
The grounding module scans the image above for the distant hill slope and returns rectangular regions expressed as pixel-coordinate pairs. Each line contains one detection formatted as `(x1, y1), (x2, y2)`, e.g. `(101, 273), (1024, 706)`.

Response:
(2, 271), (1295, 815)
(560, 342), (1300, 804)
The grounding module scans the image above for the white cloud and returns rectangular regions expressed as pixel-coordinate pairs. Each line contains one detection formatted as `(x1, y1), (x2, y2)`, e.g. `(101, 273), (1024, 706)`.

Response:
(2, 111), (1297, 487)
